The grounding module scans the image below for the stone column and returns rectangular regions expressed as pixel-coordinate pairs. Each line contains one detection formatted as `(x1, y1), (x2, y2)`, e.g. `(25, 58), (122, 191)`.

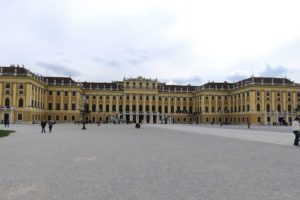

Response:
(26, 84), (32, 107)
(0, 82), (2, 105)
(116, 95), (119, 112)
(283, 91), (287, 111)
(129, 94), (132, 112)
(12, 82), (17, 107)
(68, 91), (72, 110)
(208, 95), (212, 113)
(271, 91), (275, 111)
(130, 112), (133, 121)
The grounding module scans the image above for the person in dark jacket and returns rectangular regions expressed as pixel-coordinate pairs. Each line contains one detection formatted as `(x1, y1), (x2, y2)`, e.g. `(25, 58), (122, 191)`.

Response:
(48, 121), (53, 133)
(41, 120), (46, 133)
(292, 117), (300, 146)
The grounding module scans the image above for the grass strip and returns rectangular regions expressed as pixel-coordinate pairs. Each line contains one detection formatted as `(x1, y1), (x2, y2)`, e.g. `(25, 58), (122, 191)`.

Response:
(0, 130), (15, 138)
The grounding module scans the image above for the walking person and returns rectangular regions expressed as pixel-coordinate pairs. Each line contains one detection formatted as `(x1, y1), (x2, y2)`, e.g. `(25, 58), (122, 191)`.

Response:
(48, 120), (53, 133)
(292, 117), (300, 146)
(41, 120), (46, 133)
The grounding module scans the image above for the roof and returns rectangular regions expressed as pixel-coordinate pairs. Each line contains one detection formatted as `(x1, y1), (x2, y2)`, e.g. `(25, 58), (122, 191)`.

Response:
(82, 82), (120, 90)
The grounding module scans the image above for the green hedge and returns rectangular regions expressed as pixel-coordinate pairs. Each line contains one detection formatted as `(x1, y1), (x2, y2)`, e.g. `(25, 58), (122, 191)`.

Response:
(0, 130), (15, 138)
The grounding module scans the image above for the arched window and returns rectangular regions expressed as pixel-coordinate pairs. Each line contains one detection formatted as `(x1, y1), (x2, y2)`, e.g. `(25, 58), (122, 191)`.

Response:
(277, 104), (281, 112)
(106, 104), (109, 112)
(126, 105), (129, 112)
(5, 98), (10, 107)
(152, 105), (156, 112)
(99, 104), (103, 112)
(257, 104), (261, 111)
(146, 105), (149, 112)
(112, 105), (116, 112)
(18, 98), (24, 107)
(119, 105), (123, 112)
(132, 105), (136, 112)
(139, 105), (143, 112)
(92, 104), (96, 112)
(288, 104), (292, 113)
(266, 104), (270, 112)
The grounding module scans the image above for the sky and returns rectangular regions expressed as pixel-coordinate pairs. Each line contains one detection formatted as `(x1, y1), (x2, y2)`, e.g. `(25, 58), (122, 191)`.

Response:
(1, 0), (300, 85)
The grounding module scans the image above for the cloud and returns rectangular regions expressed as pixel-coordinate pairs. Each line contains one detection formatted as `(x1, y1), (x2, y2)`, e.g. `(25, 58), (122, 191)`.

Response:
(260, 64), (289, 77)
(226, 73), (248, 82)
(106, 60), (120, 68)
(164, 76), (203, 85)
(36, 61), (79, 77)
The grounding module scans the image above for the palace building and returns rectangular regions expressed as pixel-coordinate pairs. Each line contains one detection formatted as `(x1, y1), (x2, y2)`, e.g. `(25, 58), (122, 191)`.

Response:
(0, 65), (300, 125)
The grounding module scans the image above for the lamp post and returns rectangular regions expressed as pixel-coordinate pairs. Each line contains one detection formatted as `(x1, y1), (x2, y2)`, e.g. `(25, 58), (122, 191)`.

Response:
(82, 96), (89, 130)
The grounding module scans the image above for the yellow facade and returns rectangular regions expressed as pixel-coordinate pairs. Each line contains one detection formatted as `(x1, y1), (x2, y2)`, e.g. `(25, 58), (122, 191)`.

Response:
(0, 66), (299, 125)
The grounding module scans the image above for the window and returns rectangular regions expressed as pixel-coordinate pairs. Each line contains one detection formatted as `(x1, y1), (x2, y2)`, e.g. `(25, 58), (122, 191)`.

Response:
(64, 116), (67, 121)
(72, 103), (76, 110)
(133, 95), (135, 100)
(106, 104), (110, 112)
(19, 83), (24, 89)
(93, 95), (96, 99)
(64, 91), (68, 96)
(153, 96), (155, 101)
(126, 105), (129, 112)
(56, 115), (60, 121)
(152, 105), (156, 112)
(139, 105), (143, 112)
(5, 98), (10, 107)
(72, 116), (75, 121)
(92, 104), (96, 112)
(266, 104), (270, 112)
(164, 106), (168, 113)
(106, 96), (109, 100)
(18, 98), (24, 107)
(6, 82), (10, 89)
(158, 106), (162, 113)
(72, 91), (76, 96)
(56, 91), (60, 96)
(257, 104), (261, 111)
(288, 105), (292, 113)
(48, 103), (52, 110)
(18, 113), (23, 121)
(56, 103), (60, 110)
(277, 104), (281, 112)
(49, 90), (53, 95)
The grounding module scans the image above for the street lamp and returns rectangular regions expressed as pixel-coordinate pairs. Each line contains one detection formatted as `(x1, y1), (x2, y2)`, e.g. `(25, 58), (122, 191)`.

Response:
(82, 96), (89, 130)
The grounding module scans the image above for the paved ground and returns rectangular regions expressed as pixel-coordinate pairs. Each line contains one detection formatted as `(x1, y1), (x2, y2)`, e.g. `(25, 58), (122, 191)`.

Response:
(0, 124), (300, 200)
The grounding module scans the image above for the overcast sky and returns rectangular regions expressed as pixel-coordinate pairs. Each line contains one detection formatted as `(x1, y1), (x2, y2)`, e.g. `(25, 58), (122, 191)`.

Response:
(1, 0), (300, 85)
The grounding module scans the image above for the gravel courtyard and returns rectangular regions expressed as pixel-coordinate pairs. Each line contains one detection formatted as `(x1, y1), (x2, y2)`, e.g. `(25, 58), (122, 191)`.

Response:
(0, 124), (300, 200)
